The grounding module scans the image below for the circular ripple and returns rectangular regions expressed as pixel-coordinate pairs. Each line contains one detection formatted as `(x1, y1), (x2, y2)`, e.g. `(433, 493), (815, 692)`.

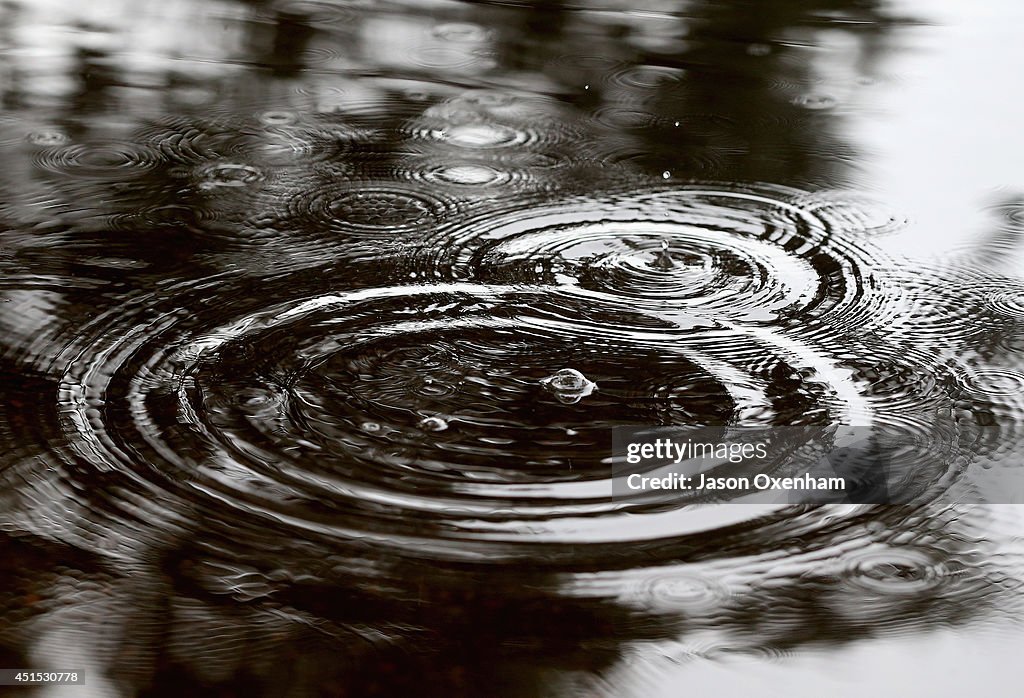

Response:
(842, 548), (947, 595)
(33, 142), (162, 178)
(195, 162), (265, 189)
(608, 65), (686, 90)
(330, 189), (440, 230)
(432, 22), (491, 43)
(419, 121), (529, 149)
(140, 115), (361, 168)
(395, 157), (546, 194)
(424, 163), (514, 187)
(591, 106), (678, 132)
(272, 0), (360, 24)
(958, 369), (1024, 398)
(286, 182), (460, 237)
(53, 279), (948, 567)
(38, 176), (982, 575)
(984, 197), (1024, 227)
(438, 184), (900, 333)
(412, 183), (967, 432)
(989, 290), (1024, 320)
(257, 110), (299, 127)
(405, 92), (584, 153)
(789, 191), (909, 236)
(629, 571), (731, 612)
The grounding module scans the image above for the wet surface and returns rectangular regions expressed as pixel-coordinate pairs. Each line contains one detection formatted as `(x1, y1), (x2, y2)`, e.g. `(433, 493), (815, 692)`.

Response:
(1, 0), (1023, 696)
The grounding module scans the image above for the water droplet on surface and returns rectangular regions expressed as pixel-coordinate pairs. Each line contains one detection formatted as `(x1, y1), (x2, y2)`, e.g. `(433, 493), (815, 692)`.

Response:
(650, 238), (675, 270)
(198, 162), (264, 188)
(419, 416), (450, 432)
(540, 368), (597, 404)
(792, 93), (839, 110)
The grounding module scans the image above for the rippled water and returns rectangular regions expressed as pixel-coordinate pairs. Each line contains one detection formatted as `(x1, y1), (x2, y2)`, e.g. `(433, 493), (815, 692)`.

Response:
(1, 0), (1023, 696)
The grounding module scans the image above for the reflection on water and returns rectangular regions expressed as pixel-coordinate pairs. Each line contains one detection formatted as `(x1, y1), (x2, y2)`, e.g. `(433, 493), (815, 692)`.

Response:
(0, 0), (1023, 696)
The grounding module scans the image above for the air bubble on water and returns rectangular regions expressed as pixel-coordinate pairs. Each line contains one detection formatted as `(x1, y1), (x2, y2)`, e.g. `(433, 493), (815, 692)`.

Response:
(361, 422), (381, 433)
(419, 416), (449, 432)
(565, 428), (578, 436)
(540, 368), (597, 404)
(662, 170), (671, 179)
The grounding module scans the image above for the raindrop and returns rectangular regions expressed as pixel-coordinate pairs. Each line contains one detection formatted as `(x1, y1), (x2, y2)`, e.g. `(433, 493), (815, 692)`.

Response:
(540, 368), (597, 404)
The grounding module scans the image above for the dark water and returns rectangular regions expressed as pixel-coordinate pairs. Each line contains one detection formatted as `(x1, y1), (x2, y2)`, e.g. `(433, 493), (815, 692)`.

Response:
(1, 0), (1023, 696)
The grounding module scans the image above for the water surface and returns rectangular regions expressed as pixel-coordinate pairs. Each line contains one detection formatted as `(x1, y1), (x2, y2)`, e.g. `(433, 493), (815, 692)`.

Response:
(1, 0), (1023, 696)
